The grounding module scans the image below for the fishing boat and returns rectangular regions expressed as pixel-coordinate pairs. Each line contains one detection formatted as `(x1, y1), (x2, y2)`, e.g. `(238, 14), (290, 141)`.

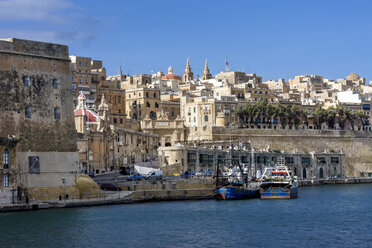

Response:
(216, 180), (261, 200)
(216, 146), (260, 200)
(260, 158), (298, 199)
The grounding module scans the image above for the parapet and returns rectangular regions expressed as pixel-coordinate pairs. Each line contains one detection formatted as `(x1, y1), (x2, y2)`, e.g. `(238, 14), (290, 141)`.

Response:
(0, 38), (69, 60)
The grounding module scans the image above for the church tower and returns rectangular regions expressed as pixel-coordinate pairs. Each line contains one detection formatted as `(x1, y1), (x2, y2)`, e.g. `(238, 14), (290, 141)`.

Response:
(201, 59), (212, 80)
(182, 58), (194, 82)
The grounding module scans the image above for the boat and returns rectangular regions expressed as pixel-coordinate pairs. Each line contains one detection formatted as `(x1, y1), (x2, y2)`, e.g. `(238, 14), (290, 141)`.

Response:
(216, 180), (261, 200)
(259, 159), (298, 199)
(216, 145), (260, 200)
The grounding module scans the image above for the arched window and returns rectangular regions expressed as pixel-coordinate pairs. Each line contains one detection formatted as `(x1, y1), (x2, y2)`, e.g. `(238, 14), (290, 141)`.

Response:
(25, 105), (31, 119)
(146, 102), (150, 108)
(3, 174), (9, 187)
(3, 149), (9, 169)
(155, 102), (159, 108)
(54, 107), (60, 120)
(319, 167), (324, 179)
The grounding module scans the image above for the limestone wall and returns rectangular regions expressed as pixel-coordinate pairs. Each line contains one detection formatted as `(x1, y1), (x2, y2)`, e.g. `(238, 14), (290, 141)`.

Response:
(210, 128), (372, 177)
(18, 152), (79, 188)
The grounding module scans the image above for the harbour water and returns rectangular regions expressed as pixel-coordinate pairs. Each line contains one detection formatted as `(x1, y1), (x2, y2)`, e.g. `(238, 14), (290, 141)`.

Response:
(1, 184), (372, 248)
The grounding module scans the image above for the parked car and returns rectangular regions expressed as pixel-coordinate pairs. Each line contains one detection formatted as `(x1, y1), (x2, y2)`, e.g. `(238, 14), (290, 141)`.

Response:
(145, 170), (163, 180)
(127, 173), (143, 181)
(100, 183), (121, 191)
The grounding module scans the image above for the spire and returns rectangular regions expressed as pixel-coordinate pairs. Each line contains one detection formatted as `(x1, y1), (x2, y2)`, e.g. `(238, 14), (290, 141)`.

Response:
(201, 59), (212, 80)
(168, 66), (174, 74)
(183, 58), (193, 82)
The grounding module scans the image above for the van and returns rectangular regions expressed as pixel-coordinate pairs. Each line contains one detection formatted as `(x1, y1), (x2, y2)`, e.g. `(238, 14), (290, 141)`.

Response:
(145, 170), (163, 180)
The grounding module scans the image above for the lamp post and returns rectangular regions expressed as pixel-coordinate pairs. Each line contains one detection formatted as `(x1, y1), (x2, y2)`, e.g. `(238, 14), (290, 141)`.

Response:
(61, 178), (66, 202)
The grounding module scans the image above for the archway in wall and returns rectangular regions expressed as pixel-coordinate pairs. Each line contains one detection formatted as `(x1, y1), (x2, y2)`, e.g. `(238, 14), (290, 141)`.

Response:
(303, 168), (306, 179)
(165, 142), (171, 147)
(319, 167), (324, 179)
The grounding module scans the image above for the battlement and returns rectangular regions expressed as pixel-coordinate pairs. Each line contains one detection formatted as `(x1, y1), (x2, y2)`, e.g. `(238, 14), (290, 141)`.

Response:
(0, 38), (69, 60)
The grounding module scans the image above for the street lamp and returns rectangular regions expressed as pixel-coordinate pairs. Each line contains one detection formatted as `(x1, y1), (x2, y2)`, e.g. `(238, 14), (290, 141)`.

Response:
(61, 178), (66, 202)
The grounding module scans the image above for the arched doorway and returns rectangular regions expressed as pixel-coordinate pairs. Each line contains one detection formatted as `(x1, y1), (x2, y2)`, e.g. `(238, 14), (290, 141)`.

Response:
(319, 167), (324, 179)
(303, 168), (307, 179)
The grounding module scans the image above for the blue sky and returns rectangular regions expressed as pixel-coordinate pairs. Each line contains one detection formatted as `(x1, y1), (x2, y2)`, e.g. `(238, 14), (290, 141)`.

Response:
(1, 0), (372, 81)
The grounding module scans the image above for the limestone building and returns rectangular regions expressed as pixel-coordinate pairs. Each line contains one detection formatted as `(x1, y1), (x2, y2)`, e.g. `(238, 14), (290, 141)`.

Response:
(0, 38), (79, 201)
(70, 55), (106, 107)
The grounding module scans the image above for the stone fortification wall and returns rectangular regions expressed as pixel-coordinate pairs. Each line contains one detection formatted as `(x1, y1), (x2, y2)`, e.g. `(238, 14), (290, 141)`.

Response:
(210, 128), (372, 177)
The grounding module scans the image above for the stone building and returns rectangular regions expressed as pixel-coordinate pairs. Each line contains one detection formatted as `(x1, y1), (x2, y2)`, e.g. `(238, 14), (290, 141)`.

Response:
(159, 143), (345, 179)
(289, 75), (324, 93)
(75, 93), (159, 174)
(0, 137), (20, 204)
(70, 55), (106, 107)
(0, 38), (79, 201)
(125, 88), (161, 120)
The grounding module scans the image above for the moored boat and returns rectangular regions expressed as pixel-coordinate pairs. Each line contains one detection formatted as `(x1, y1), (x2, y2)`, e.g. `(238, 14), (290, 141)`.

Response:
(216, 181), (260, 200)
(260, 161), (298, 199)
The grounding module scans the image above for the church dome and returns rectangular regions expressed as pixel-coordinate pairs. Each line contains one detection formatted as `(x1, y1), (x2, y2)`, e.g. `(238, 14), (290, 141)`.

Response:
(161, 65), (181, 80)
(346, 73), (360, 81)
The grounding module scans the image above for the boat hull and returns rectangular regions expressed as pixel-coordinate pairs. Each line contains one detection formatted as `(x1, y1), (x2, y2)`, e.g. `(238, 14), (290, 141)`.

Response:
(260, 186), (298, 199)
(216, 186), (260, 200)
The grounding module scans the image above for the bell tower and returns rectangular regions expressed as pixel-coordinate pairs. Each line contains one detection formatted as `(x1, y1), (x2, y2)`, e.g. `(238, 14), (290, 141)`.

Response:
(201, 59), (212, 80)
(182, 58), (194, 82)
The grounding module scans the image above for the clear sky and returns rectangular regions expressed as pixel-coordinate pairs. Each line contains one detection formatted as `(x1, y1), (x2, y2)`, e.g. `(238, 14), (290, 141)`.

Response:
(0, 0), (371, 82)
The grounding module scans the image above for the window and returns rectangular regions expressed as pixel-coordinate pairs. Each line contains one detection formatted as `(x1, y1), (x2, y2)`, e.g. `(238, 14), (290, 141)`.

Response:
(113, 118), (117, 124)
(146, 102), (150, 108)
(301, 157), (311, 165)
(25, 105), (31, 119)
(128, 94), (131, 99)
(85, 77), (89, 84)
(72, 75), (74, 81)
(29, 156), (40, 174)
(3, 174), (9, 187)
(204, 115), (208, 122)
(23, 76), (30, 87)
(72, 84), (76, 91)
(79, 61), (82, 66)
(80, 77), (82, 84)
(153, 93), (156, 98)
(194, 117), (196, 122)
(193, 107), (196, 113)
(120, 118), (123, 124)
(54, 107), (60, 120)
(53, 79), (59, 89)
(3, 149), (9, 169)
(146, 92), (149, 98)
(85, 62), (88, 67)
(155, 102), (159, 108)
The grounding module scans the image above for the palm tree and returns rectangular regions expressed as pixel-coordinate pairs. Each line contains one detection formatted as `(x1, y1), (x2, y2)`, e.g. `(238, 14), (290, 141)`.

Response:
(335, 104), (347, 130)
(326, 107), (337, 129)
(356, 110), (367, 130)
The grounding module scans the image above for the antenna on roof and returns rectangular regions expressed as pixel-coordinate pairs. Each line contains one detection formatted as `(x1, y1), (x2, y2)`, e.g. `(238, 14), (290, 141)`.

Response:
(225, 56), (229, 72)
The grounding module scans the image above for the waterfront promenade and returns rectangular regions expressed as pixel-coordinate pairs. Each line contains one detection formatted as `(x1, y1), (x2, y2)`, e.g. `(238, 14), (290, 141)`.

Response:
(1, 176), (372, 213)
